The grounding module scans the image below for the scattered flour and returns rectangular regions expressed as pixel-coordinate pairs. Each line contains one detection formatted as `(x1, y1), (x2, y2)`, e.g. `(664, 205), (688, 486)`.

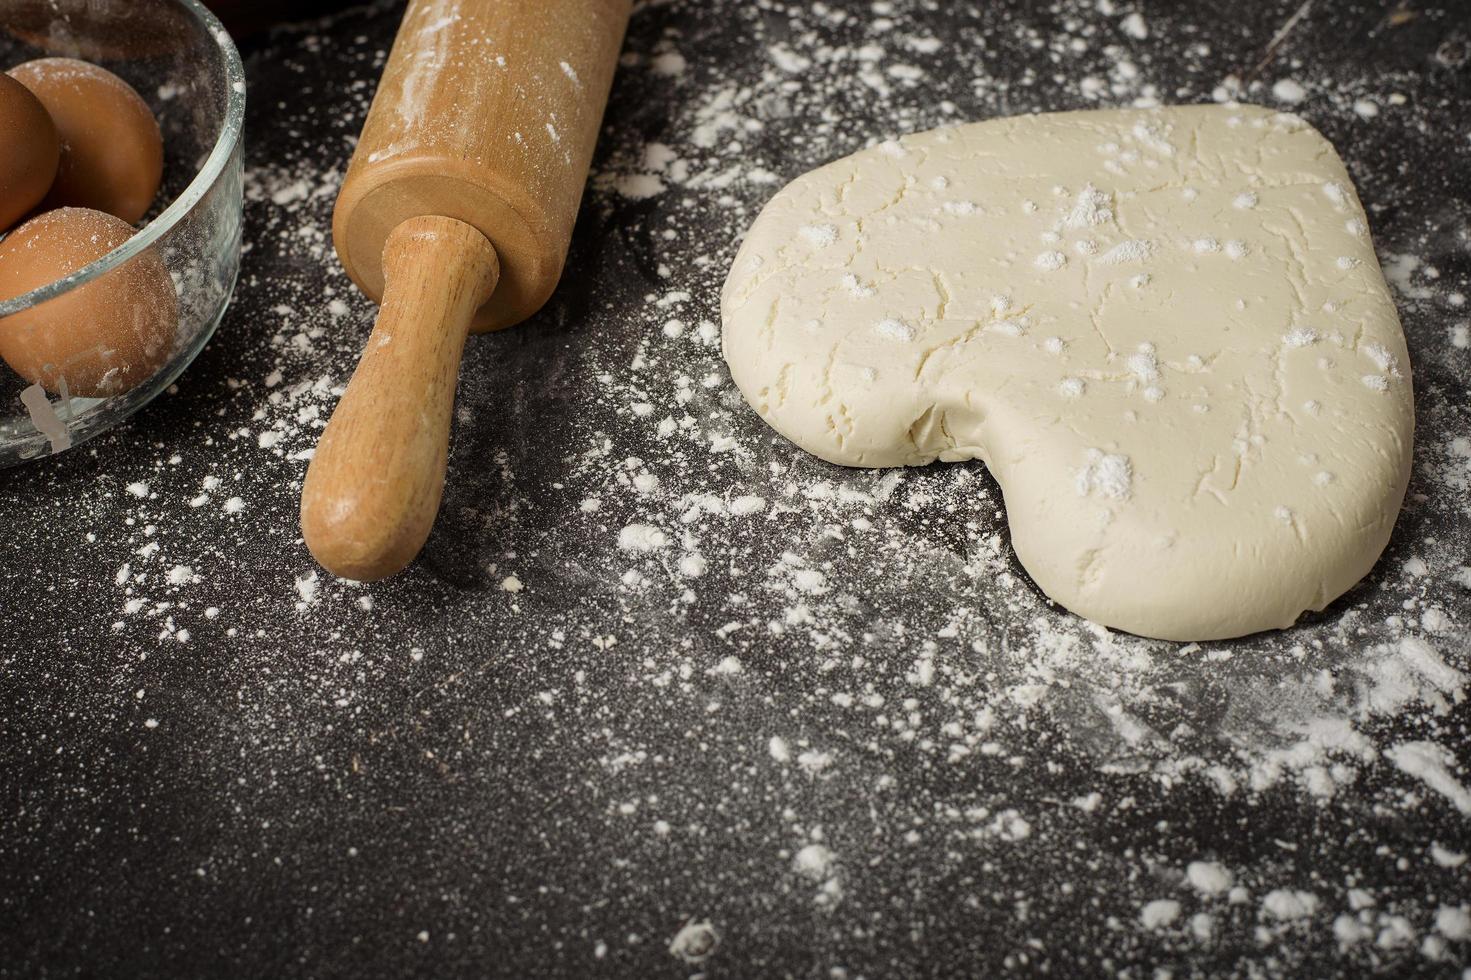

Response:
(24, 5), (1468, 977)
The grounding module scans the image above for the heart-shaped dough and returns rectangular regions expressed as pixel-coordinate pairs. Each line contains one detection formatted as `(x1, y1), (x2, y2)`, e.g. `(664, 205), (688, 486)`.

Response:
(721, 105), (1413, 642)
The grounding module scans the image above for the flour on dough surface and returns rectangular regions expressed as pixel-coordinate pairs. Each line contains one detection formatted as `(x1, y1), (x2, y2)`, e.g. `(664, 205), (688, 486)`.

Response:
(722, 104), (1413, 641)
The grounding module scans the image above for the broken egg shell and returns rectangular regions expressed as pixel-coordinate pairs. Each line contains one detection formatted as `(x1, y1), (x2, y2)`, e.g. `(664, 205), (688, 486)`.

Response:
(7, 58), (164, 224)
(0, 72), (60, 232)
(0, 207), (179, 398)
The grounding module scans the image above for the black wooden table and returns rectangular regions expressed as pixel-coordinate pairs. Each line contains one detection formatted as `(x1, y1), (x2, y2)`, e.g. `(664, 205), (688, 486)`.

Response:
(3, 1), (1469, 975)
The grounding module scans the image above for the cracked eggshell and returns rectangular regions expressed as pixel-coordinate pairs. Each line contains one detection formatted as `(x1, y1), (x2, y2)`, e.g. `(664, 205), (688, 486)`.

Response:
(7, 58), (163, 224)
(721, 104), (1413, 642)
(0, 72), (59, 232)
(0, 207), (179, 397)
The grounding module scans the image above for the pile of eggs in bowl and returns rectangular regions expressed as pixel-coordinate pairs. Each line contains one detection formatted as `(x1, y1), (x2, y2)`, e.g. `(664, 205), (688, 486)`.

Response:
(0, 57), (177, 398)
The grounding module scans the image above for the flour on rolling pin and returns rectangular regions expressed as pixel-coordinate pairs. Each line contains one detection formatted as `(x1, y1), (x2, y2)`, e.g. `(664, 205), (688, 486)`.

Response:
(367, 3), (579, 168)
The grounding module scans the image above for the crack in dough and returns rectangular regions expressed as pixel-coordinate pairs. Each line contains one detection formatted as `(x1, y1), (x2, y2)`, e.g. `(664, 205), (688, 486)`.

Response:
(721, 105), (1414, 642)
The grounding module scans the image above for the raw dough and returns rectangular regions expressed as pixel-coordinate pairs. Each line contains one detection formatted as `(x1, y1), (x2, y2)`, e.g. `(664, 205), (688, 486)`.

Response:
(721, 105), (1413, 642)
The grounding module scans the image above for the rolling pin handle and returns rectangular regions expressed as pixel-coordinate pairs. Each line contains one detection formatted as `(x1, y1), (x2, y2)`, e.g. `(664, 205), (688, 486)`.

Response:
(300, 215), (499, 582)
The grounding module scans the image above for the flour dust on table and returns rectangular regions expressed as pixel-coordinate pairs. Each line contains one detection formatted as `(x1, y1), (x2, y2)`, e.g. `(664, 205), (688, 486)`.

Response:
(2, 0), (1469, 976)
(722, 104), (1414, 642)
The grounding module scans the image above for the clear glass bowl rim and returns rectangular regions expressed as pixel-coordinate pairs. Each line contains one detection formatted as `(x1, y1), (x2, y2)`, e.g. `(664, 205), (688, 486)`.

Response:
(0, 0), (247, 318)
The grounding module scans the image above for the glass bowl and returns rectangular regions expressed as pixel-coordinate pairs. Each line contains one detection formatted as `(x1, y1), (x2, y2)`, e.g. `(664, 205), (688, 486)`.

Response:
(0, 0), (244, 465)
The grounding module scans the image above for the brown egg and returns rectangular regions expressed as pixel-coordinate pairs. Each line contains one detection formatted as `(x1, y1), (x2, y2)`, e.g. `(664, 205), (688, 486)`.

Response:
(0, 72), (59, 232)
(0, 207), (179, 397)
(7, 58), (164, 224)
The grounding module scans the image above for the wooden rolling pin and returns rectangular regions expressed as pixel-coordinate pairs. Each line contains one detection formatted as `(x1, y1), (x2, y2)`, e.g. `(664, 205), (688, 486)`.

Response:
(301, 0), (631, 581)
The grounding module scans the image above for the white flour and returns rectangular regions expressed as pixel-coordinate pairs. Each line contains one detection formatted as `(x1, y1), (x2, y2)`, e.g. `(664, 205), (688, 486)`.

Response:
(58, 0), (1471, 972)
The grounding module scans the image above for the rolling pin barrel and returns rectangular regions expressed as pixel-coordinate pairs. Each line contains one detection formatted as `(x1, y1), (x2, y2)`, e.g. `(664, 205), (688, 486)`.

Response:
(333, 0), (630, 333)
(301, 0), (631, 581)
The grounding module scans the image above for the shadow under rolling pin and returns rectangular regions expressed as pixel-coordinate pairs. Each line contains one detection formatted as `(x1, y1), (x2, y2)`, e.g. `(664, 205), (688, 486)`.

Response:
(301, 0), (632, 582)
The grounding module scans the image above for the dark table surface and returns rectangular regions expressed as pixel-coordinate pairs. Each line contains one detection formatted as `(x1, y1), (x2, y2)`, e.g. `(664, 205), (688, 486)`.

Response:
(4, 0), (1471, 976)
